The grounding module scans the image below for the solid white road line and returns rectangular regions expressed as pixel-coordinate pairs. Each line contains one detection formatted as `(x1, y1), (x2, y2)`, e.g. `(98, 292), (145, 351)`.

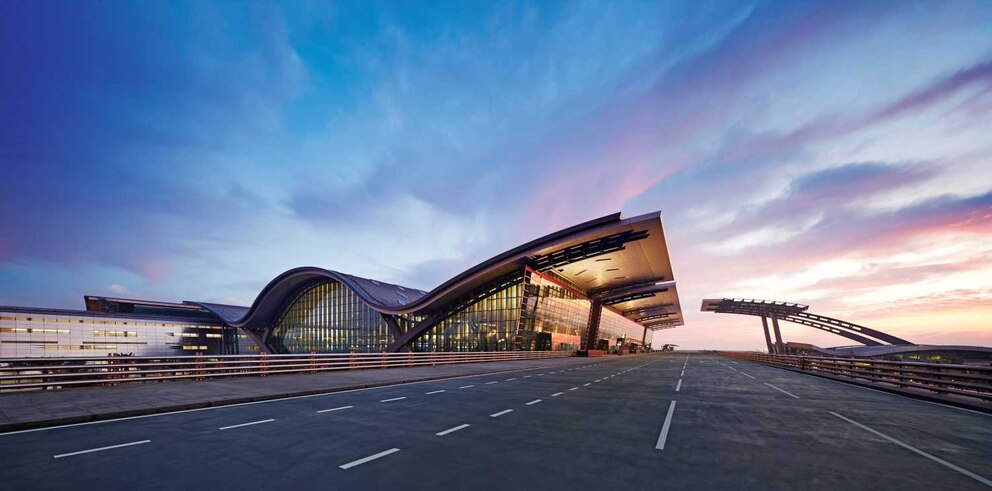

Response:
(764, 383), (799, 399)
(655, 401), (677, 450)
(551, 392), (565, 397)
(425, 390), (445, 395)
(53, 440), (151, 459)
(219, 419), (275, 430)
(740, 372), (756, 380)
(485, 381), (498, 385)
(339, 448), (401, 469)
(675, 379), (682, 392)
(316, 405), (353, 413)
(805, 372), (992, 418)
(526, 399), (542, 405)
(728, 366), (738, 371)
(380, 397), (407, 403)
(829, 412), (992, 487)
(459, 385), (474, 389)
(435, 424), (471, 436)
(490, 409), (514, 418)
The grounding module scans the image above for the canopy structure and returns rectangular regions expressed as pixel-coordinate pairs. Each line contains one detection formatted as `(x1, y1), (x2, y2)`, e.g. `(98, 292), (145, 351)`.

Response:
(87, 212), (683, 354)
(701, 298), (913, 354)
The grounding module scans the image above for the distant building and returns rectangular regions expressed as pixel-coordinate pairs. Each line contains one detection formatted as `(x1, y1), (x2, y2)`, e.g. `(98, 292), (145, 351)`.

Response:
(787, 342), (992, 366)
(1, 212), (683, 358)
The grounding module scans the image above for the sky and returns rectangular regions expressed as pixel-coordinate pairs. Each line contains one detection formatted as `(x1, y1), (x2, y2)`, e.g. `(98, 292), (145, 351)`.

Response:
(1, 1), (991, 350)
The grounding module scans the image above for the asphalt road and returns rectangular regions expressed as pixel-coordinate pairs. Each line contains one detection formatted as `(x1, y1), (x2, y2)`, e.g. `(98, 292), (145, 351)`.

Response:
(1, 353), (989, 490)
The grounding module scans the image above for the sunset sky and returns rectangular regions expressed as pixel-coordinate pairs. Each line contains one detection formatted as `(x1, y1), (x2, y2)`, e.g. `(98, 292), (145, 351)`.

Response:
(1, 1), (990, 350)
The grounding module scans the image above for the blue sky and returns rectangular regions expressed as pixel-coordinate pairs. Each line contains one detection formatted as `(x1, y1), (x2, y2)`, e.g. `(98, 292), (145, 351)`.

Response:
(2, 1), (991, 349)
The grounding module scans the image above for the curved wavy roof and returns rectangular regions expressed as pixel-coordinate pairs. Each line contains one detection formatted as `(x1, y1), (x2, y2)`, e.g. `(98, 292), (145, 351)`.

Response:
(191, 211), (683, 333)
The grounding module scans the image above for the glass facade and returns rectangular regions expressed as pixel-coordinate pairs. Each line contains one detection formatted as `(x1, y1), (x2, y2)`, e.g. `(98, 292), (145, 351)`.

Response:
(598, 307), (649, 349)
(0, 310), (228, 358)
(518, 270), (591, 351)
(269, 281), (392, 353)
(412, 280), (524, 352)
(1, 269), (657, 358)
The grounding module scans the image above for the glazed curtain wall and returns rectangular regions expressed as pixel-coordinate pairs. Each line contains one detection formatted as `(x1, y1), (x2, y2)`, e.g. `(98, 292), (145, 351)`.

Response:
(519, 270), (591, 351)
(412, 280), (525, 352)
(412, 269), (592, 353)
(0, 311), (226, 357)
(598, 307), (648, 348)
(271, 281), (392, 353)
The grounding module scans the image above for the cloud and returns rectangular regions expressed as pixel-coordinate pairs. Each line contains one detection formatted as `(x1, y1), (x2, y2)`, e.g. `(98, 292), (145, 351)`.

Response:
(2, 2), (992, 349)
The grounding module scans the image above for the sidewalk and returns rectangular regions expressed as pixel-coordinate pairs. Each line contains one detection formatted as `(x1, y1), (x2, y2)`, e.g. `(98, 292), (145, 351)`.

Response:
(0, 355), (628, 432)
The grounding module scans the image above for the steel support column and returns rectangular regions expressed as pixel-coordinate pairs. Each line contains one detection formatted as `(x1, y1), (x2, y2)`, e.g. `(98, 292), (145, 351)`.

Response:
(771, 314), (785, 354)
(641, 326), (648, 347)
(761, 316), (774, 354)
(585, 300), (603, 350)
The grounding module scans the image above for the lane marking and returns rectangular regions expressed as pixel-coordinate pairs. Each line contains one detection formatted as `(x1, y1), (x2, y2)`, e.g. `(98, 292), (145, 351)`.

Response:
(219, 419), (274, 430)
(380, 397), (407, 403)
(425, 390), (445, 395)
(569, 387), (580, 391)
(740, 372), (756, 380)
(655, 401), (677, 450)
(485, 381), (498, 385)
(1, 361), (579, 437)
(829, 412), (992, 487)
(583, 383), (591, 386)
(490, 409), (514, 418)
(435, 424), (471, 436)
(551, 392), (564, 397)
(53, 440), (151, 459)
(523, 375), (531, 378)
(339, 448), (401, 469)
(526, 399), (542, 405)
(764, 383), (799, 399)
(316, 405), (353, 413)
(505, 378), (517, 381)
(675, 379), (682, 392)
(594, 379), (602, 382)
(680, 370), (685, 377)
(459, 385), (474, 389)
(806, 372), (992, 418)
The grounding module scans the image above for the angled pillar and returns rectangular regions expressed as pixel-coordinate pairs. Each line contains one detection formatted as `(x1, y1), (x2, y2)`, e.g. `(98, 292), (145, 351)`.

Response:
(771, 314), (785, 354)
(585, 300), (603, 350)
(382, 315), (410, 352)
(760, 316), (774, 354)
(641, 326), (648, 347)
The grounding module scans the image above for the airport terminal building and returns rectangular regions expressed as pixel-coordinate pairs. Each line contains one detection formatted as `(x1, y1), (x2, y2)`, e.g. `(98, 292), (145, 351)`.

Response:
(0, 212), (684, 358)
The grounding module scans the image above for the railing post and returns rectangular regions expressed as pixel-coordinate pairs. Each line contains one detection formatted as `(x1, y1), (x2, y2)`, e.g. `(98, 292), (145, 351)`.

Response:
(260, 352), (268, 377)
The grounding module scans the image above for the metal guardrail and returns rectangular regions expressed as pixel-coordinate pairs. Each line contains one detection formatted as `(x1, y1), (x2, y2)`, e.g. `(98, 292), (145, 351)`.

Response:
(718, 351), (992, 405)
(0, 351), (574, 392)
